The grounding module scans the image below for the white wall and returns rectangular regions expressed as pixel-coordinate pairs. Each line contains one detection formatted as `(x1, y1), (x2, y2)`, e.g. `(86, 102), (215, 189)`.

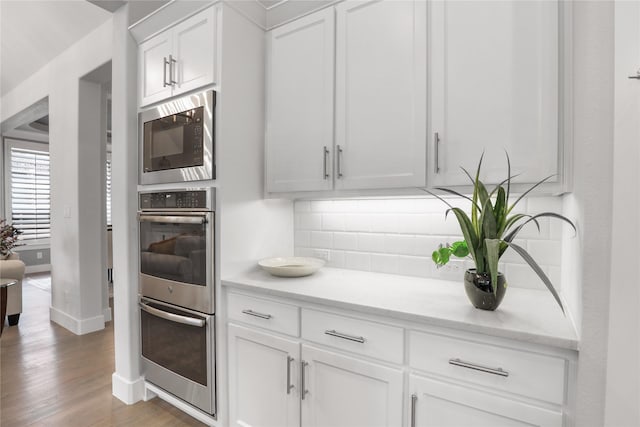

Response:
(561, 2), (615, 425)
(0, 18), (113, 334)
(604, 2), (640, 425)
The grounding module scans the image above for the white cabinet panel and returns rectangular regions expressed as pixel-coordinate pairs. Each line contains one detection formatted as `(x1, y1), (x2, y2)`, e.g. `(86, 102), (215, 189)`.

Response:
(301, 345), (404, 427)
(228, 324), (300, 427)
(139, 32), (173, 106)
(430, 0), (559, 186)
(138, 6), (217, 107)
(335, 0), (427, 190)
(266, 8), (335, 192)
(173, 6), (217, 96)
(410, 374), (563, 427)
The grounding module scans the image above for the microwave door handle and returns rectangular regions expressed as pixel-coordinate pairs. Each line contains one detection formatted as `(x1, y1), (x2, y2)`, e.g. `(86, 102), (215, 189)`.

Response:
(139, 302), (205, 327)
(138, 215), (207, 225)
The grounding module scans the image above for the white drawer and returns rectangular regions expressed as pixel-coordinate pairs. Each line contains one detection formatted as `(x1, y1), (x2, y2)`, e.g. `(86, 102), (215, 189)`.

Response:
(227, 293), (299, 337)
(409, 330), (566, 405)
(301, 309), (404, 364)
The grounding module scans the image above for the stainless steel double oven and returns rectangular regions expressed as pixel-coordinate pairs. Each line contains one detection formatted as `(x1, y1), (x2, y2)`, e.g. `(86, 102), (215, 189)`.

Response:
(138, 188), (216, 415)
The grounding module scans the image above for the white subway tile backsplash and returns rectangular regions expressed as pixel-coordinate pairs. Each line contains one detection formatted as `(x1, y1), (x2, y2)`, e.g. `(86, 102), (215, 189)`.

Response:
(310, 231), (333, 248)
(384, 234), (415, 255)
(294, 196), (564, 288)
(333, 232), (359, 250)
(527, 240), (561, 267)
(370, 253), (399, 274)
(357, 233), (386, 253)
(345, 251), (371, 271)
(295, 230), (311, 247)
(322, 214), (346, 231)
(398, 255), (431, 278)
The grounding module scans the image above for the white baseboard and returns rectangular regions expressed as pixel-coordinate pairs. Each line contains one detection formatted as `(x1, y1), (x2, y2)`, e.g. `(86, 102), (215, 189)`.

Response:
(25, 264), (51, 274)
(145, 382), (218, 426)
(103, 307), (112, 322)
(112, 373), (145, 405)
(49, 306), (105, 335)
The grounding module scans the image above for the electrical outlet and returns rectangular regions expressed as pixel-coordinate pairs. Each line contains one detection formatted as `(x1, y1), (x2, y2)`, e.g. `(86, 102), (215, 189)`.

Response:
(314, 249), (330, 262)
(36, 251), (43, 259)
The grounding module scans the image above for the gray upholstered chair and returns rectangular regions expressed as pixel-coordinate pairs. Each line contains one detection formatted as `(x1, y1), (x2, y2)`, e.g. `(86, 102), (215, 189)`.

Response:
(0, 253), (25, 325)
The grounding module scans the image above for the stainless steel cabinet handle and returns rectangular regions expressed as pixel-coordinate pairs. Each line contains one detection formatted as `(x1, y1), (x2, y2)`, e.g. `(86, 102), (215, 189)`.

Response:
(410, 394), (417, 427)
(324, 329), (366, 343)
(449, 358), (509, 377)
(301, 360), (309, 400)
(434, 132), (440, 173)
(286, 356), (294, 394)
(629, 69), (640, 79)
(241, 309), (272, 320)
(169, 54), (177, 85)
(163, 57), (170, 87)
(323, 146), (330, 179)
(139, 302), (205, 327)
(337, 145), (344, 178)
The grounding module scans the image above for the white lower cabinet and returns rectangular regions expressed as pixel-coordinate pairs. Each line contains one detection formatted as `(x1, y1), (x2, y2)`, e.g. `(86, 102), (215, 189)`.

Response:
(227, 324), (300, 427)
(409, 374), (563, 427)
(301, 345), (404, 427)
(225, 291), (574, 427)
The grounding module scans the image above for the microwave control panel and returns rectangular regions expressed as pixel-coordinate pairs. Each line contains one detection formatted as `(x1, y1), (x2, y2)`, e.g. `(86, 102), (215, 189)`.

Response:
(139, 190), (210, 210)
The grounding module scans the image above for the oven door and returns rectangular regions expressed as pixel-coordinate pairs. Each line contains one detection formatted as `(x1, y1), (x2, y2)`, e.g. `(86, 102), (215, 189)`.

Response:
(139, 90), (215, 185)
(139, 212), (214, 314)
(140, 298), (216, 415)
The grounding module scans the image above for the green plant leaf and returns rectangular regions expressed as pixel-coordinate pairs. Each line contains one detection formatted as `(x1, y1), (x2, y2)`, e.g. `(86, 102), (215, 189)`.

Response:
(508, 174), (556, 214)
(503, 213), (536, 234)
(433, 187), (481, 211)
(447, 207), (479, 266)
(484, 239), (501, 295)
(450, 241), (469, 258)
(494, 186), (507, 234)
(504, 212), (575, 244)
(505, 151), (512, 205)
(507, 242), (565, 314)
(420, 188), (454, 209)
(480, 198), (497, 239)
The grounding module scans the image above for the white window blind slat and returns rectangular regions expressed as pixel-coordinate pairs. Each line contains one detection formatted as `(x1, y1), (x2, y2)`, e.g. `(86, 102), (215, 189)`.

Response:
(9, 146), (51, 241)
(106, 159), (112, 226)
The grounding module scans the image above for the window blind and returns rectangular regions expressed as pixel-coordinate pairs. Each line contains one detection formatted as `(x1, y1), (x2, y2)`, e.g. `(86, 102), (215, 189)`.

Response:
(9, 146), (51, 241)
(106, 159), (112, 226)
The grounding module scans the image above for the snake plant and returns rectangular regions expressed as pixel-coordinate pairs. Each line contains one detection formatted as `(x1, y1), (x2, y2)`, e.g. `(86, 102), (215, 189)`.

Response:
(428, 154), (575, 313)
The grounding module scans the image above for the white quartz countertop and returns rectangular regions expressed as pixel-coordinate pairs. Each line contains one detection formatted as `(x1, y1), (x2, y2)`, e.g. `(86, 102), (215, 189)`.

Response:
(222, 267), (579, 351)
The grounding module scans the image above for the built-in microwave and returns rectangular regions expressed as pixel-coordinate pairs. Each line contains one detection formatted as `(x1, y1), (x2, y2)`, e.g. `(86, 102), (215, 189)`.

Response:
(139, 90), (215, 185)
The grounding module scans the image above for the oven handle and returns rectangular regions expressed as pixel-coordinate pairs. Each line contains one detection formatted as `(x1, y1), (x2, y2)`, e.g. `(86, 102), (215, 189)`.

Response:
(138, 214), (207, 225)
(139, 302), (206, 327)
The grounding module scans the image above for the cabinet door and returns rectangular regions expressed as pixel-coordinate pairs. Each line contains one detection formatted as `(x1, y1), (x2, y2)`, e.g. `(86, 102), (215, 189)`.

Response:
(409, 374), (562, 427)
(228, 324), (300, 427)
(335, 0), (427, 190)
(139, 31), (173, 107)
(265, 8), (335, 192)
(301, 345), (403, 427)
(173, 6), (217, 96)
(430, 0), (559, 186)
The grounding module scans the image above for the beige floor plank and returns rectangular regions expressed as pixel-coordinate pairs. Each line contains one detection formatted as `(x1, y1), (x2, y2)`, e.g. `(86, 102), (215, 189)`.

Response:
(1, 274), (206, 426)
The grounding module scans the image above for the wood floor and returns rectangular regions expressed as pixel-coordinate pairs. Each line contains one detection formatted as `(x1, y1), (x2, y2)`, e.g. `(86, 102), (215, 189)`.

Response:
(1, 273), (206, 426)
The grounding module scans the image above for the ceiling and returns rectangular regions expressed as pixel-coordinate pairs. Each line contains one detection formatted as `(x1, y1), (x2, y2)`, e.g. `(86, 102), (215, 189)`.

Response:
(0, 0), (111, 96)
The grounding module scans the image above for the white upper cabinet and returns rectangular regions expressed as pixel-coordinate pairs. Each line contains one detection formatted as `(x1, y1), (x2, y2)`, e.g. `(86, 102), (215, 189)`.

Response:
(265, 8), (335, 193)
(430, 0), (559, 186)
(138, 6), (217, 107)
(335, 0), (427, 190)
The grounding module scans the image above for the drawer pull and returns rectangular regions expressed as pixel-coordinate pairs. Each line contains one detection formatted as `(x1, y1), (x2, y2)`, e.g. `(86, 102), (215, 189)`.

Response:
(324, 329), (366, 343)
(241, 309), (272, 320)
(449, 358), (509, 377)
(410, 394), (417, 427)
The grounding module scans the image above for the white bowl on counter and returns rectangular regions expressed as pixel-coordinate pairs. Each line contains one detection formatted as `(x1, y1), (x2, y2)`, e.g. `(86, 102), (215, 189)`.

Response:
(258, 257), (326, 277)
